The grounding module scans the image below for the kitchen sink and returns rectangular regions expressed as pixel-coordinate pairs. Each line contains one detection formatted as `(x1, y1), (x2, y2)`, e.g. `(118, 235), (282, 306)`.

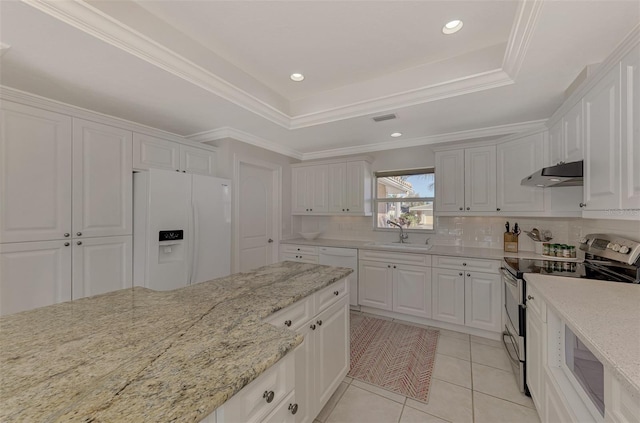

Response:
(365, 242), (433, 251)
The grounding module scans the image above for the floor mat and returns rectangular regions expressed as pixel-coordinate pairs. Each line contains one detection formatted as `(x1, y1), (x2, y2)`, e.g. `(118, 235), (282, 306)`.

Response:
(349, 314), (439, 403)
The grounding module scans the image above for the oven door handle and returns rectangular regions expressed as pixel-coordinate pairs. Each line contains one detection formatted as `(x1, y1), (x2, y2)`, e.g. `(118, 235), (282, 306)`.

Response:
(502, 330), (522, 365)
(501, 267), (519, 288)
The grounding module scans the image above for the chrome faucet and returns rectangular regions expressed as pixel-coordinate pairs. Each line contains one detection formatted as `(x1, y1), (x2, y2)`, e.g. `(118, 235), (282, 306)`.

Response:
(387, 220), (409, 243)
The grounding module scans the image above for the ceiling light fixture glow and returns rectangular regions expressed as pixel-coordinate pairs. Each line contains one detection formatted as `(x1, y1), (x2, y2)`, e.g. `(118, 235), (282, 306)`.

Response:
(290, 73), (305, 82)
(391, 132), (402, 138)
(549, 178), (561, 182)
(442, 20), (463, 35)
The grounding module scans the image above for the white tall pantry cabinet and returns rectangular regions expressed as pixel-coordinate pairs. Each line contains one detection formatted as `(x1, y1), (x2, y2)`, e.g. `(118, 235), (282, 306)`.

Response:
(0, 101), (133, 316)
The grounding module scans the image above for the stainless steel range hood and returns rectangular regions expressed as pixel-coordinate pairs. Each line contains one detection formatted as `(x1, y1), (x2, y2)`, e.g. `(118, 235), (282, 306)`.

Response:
(521, 160), (583, 187)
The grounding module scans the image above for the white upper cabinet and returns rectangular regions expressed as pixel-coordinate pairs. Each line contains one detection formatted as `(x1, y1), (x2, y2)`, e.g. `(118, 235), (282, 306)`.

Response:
(563, 100), (584, 163)
(620, 46), (640, 209)
(73, 119), (132, 238)
(133, 132), (215, 176)
(180, 144), (215, 176)
(0, 102), (72, 243)
(548, 120), (564, 166)
(292, 165), (328, 214)
(0, 240), (72, 316)
(435, 146), (496, 213)
(133, 133), (179, 172)
(434, 149), (465, 212)
(464, 146), (497, 212)
(293, 159), (370, 215)
(584, 65), (621, 211)
(497, 133), (545, 212)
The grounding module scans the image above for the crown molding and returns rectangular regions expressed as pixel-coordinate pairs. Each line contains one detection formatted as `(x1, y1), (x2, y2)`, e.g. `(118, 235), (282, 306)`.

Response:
(502, 0), (544, 78)
(0, 85), (212, 146)
(188, 127), (304, 160)
(24, 0), (543, 131)
(288, 69), (514, 129)
(23, 0), (291, 128)
(301, 119), (548, 160)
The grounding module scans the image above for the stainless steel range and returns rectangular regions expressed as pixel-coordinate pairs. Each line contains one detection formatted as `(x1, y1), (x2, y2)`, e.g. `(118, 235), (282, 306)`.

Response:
(500, 233), (640, 395)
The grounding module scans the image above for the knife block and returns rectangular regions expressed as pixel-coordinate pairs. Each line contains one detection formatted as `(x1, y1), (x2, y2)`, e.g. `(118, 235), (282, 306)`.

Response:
(504, 233), (519, 252)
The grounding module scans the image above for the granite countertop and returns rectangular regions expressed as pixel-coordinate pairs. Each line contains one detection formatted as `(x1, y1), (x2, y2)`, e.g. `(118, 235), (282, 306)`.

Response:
(0, 262), (352, 422)
(524, 274), (640, 396)
(282, 238), (572, 261)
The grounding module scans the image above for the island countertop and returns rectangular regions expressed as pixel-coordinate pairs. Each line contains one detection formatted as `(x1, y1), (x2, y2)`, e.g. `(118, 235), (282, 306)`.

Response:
(0, 262), (352, 422)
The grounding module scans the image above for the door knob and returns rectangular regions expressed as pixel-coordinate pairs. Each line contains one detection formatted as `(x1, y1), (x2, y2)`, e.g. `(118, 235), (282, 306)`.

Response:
(64, 242), (70, 247)
(579, 203), (587, 208)
(76, 232), (82, 236)
(64, 233), (70, 237)
(333, 291), (339, 296)
(459, 272), (463, 276)
(310, 324), (316, 330)
(289, 403), (299, 415)
(268, 239), (273, 243)
(284, 320), (292, 327)
(466, 207), (470, 211)
(467, 273), (471, 277)
(77, 241), (82, 245)
(316, 320), (323, 326)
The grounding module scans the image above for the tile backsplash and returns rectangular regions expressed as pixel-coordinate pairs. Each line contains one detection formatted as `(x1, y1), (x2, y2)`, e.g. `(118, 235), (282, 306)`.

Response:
(293, 215), (640, 252)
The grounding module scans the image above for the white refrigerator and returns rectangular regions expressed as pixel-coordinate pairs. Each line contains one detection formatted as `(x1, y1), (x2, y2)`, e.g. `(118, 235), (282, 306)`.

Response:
(133, 169), (231, 290)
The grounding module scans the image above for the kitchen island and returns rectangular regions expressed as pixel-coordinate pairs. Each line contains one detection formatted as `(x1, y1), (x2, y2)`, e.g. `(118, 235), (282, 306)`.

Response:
(0, 262), (352, 422)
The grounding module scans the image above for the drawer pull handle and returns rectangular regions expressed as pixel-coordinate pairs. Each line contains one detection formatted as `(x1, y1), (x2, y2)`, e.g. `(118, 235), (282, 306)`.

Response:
(527, 295), (534, 301)
(333, 291), (339, 296)
(284, 320), (292, 327)
(317, 320), (323, 326)
(289, 403), (299, 415)
(263, 390), (275, 403)
(310, 324), (316, 330)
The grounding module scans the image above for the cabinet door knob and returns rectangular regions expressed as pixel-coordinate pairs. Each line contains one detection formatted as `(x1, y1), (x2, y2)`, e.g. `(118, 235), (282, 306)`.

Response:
(182, 170), (186, 173)
(462, 263), (467, 266)
(387, 265), (391, 268)
(527, 295), (534, 301)
(64, 242), (70, 247)
(64, 233), (70, 237)
(346, 209), (349, 211)
(496, 208), (501, 211)
(310, 209), (313, 211)
(263, 390), (275, 403)
(284, 320), (292, 327)
(317, 320), (323, 326)
(466, 207), (470, 211)
(76, 232), (82, 236)
(176, 169), (180, 172)
(289, 403), (299, 415)
(268, 239), (273, 243)
(579, 203), (587, 208)
(467, 273), (471, 277)
(342, 209), (345, 212)
(459, 207), (463, 211)
(333, 291), (339, 296)
(459, 272), (463, 276)
(77, 241), (82, 245)
(310, 324), (316, 330)
(393, 265), (397, 269)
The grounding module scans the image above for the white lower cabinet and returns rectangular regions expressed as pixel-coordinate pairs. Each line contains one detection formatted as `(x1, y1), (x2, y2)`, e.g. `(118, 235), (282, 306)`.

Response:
(431, 256), (501, 332)
(544, 373), (577, 423)
(431, 268), (465, 325)
(358, 251), (432, 318)
(280, 245), (319, 264)
(215, 353), (296, 423)
(0, 240), (72, 316)
(72, 236), (132, 300)
(263, 278), (350, 423)
(526, 283), (546, 414)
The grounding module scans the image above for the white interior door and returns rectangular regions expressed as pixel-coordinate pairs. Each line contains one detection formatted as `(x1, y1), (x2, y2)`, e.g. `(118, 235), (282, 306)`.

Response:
(237, 161), (277, 272)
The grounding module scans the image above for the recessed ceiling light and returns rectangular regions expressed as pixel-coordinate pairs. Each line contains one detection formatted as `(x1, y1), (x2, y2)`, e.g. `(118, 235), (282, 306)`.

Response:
(391, 132), (402, 138)
(290, 73), (305, 82)
(442, 20), (463, 35)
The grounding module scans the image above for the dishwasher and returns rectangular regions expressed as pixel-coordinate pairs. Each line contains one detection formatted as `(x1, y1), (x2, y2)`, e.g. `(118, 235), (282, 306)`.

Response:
(318, 247), (358, 307)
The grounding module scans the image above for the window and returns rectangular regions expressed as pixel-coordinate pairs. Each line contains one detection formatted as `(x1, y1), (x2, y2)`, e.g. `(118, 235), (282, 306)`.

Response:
(374, 168), (435, 231)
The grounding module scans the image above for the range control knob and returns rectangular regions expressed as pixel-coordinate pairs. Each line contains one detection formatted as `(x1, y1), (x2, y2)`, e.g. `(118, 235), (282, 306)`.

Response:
(611, 244), (621, 252)
(619, 246), (630, 254)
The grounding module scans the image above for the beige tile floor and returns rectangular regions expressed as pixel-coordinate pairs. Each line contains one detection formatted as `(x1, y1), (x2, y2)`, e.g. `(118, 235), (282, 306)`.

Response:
(314, 313), (540, 423)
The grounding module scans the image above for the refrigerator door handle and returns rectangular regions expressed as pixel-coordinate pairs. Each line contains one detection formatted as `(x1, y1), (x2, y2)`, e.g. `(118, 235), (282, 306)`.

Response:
(191, 200), (199, 285)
